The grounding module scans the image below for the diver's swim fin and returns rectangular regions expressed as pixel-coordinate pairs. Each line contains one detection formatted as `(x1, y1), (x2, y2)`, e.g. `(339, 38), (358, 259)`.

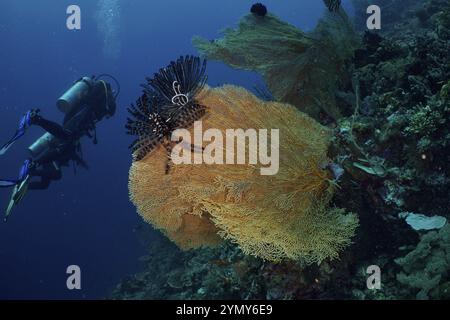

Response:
(0, 110), (35, 156)
(0, 133), (21, 155)
(0, 180), (19, 188)
(4, 192), (16, 222)
(4, 175), (29, 222)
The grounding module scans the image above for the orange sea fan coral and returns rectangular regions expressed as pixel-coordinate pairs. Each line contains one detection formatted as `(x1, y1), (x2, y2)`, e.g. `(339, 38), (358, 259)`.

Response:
(129, 145), (222, 250)
(129, 85), (358, 263)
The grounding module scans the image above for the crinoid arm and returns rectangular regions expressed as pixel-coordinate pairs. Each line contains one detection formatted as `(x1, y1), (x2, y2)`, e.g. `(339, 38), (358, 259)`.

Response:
(171, 102), (206, 130)
(127, 56), (209, 162)
(126, 94), (169, 161)
(125, 94), (152, 136)
(145, 55), (207, 106)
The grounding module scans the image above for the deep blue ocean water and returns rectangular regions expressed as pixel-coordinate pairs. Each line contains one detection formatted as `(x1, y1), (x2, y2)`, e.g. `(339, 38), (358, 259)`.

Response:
(0, 0), (352, 299)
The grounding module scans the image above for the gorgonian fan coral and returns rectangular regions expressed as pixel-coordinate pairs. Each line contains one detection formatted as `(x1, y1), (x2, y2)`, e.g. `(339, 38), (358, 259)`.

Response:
(193, 7), (358, 121)
(126, 56), (207, 162)
(129, 85), (359, 263)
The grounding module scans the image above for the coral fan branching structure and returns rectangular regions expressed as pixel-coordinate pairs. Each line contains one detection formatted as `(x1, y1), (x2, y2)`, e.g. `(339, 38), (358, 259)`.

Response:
(129, 85), (358, 263)
(193, 9), (358, 121)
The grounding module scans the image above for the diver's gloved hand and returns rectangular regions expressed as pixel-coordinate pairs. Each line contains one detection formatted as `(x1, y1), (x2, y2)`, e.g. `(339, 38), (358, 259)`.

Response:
(0, 109), (39, 156)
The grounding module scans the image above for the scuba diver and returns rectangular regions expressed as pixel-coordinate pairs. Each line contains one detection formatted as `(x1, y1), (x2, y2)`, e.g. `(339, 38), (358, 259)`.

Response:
(0, 75), (119, 222)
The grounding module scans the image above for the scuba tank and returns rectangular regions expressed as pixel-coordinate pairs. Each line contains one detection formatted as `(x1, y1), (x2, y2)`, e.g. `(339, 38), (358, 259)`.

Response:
(58, 75), (117, 120)
(57, 77), (94, 114)
(28, 132), (59, 158)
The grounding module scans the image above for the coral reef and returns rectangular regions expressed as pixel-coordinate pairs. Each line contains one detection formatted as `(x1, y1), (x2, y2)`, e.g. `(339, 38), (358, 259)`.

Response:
(117, 0), (450, 300)
(111, 230), (357, 300)
(129, 85), (358, 263)
(395, 224), (450, 299)
(344, 13), (450, 217)
(332, 0), (450, 300)
(352, 0), (450, 34)
(193, 9), (359, 121)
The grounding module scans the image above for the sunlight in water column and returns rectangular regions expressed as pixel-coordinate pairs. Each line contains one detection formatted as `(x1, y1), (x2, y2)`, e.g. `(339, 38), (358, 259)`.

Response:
(96, 0), (121, 60)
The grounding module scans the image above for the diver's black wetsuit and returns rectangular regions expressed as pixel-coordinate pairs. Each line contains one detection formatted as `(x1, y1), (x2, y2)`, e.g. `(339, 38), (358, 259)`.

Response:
(32, 116), (70, 140)
(29, 162), (63, 190)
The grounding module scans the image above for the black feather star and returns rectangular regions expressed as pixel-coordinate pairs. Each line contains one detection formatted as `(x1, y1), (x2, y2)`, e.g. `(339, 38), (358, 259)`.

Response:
(126, 93), (169, 161)
(126, 56), (208, 163)
(323, 0), (341, 12)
